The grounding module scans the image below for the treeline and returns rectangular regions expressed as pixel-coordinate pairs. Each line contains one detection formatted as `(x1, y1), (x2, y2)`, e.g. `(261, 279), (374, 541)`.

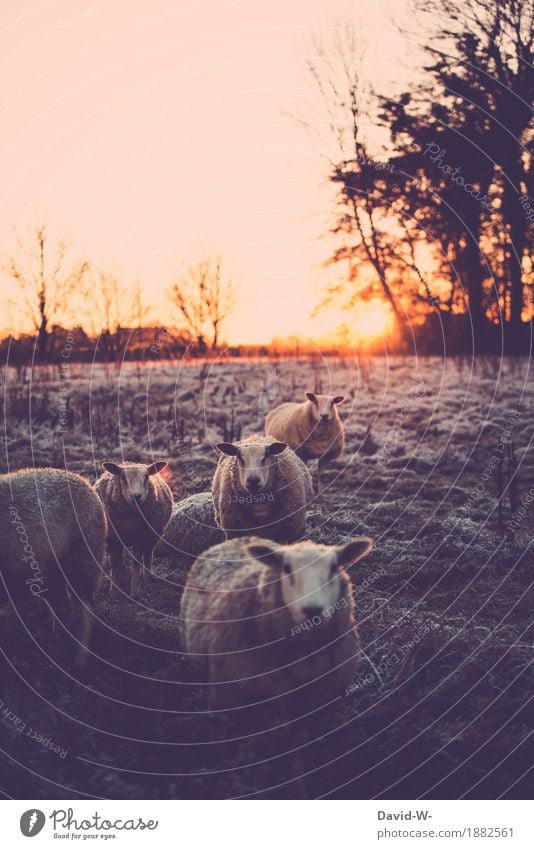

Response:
(0, 325), (348, 367)
(0, 312), (499, 368)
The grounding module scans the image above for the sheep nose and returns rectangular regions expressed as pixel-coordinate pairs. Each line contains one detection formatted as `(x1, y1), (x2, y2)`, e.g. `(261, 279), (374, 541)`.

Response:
(320, 414), (329, 422)
(247, 476), (261, 491)
(133, 494), (144, 504)
(302, 605), (324, 620)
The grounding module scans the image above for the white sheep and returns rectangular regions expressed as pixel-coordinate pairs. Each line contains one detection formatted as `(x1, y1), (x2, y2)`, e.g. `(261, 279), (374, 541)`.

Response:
(0, 467), (107, 669)
(181, 534), (373, 710)
(212, 434), (313, 543)
(94, 460), (173, 595)
(265, 391), (345, 492)
(154, 491), (224, 560)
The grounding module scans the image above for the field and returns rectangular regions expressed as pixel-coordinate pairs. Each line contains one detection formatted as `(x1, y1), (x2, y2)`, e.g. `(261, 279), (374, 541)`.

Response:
(1, 354), (533, 799)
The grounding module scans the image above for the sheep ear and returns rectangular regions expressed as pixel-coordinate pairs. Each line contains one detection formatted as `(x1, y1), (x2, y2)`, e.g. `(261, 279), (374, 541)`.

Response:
(102, 462), (122, 476)
(246, 543), (285, 570)
(147, 461), (168, 475)
(305, 392), (318, 404)
(336, 537), (373, 568)
(332, 395), (345, 405)
(216, 442), (240, 456)
(266, 441), (287, 457)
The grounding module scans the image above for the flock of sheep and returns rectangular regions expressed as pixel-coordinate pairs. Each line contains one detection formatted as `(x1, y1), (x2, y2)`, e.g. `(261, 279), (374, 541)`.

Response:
(0, 390), (373, 714)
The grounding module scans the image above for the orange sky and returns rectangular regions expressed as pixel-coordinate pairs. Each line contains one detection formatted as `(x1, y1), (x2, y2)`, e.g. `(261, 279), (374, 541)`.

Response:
(0, 0), (421, 343)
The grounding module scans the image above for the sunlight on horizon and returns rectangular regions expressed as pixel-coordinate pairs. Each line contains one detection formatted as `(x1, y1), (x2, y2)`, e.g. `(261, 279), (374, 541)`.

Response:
(339, 299), (394, 345)
(0, 0), (418, 345)
(222, 295), (395, 346)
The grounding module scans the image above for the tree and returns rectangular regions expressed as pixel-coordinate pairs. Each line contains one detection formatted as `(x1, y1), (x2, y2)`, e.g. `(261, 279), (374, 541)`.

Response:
(378, 75), (498, 347)
(401, 0), (534, 349)
(87, 266), (133, 362)
(4, 224), (89, 360)
(305, 2), (534, 352)
(168, 254), (236, 352)
(304, 27), (434, 345)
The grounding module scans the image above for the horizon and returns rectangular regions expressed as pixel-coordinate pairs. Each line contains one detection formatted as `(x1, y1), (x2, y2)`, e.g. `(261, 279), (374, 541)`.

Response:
(0, 0), (420, 345)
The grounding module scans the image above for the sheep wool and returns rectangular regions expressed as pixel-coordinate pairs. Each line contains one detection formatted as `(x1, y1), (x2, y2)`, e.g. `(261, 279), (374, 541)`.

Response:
(265, 392), (345, 491)
(211, 434), (313, 543)
(94, 461), (173, 594)
(181, 535), (373, 711)
(0, 467), (106, 668)
(154, 491), (225, 560)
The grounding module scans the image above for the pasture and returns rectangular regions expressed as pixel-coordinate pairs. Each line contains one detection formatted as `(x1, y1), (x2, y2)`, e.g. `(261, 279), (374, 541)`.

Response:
(1, 355), (533, 799)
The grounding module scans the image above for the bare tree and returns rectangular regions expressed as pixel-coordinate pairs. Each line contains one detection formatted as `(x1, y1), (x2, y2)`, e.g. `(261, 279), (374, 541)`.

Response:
(4, 223), (89, 360)
(303, 26), (431, 342)
(168, 254), (236, 352)
(132, 274), (145, 352)
(87, 266), (133, 361)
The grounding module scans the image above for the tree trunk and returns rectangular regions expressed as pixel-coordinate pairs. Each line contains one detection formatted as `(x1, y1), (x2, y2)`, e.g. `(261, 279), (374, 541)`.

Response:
(37, 321), (48, 361)
(211, 322), (219, 352)
(502, 161), (528, 353)
(383, 280), (410, 349)
(459, 215), (490, 353)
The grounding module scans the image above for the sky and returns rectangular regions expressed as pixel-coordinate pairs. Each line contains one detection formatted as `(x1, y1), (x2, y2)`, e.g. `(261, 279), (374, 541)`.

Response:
(0, 0), (421, 343)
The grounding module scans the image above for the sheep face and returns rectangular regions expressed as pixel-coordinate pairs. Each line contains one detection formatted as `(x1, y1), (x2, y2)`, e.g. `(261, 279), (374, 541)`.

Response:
(216, 441), (286, 494)
(247, 537), (373, 626)
(305, 392), (345, 425)
(102, 461), (168, 506)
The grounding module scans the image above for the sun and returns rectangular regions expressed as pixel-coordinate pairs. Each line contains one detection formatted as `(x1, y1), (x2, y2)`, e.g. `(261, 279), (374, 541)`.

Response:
(342, 299), (395, 343)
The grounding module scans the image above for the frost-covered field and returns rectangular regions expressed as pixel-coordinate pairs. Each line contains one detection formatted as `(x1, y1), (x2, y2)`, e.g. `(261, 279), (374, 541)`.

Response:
(1, 355), (533, 799)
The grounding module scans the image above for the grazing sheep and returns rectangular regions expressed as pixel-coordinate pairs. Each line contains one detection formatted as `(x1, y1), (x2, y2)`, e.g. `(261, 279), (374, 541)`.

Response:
(154, 491), (224, 560)
(181, 535), (373, 710)
(212, 435), (313, 543)
(94, 460), (173, 595)
(265, 392), (345, 492)
(0, 467), (106, 669)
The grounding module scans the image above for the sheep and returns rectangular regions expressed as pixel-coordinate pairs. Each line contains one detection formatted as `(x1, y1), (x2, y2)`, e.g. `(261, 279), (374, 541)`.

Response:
(154, 491), (224, 561)
(94, 460), (173, 595)
(0, 467), (106, 669)
(181, 534), (373, 711)
(212, 434), (313, 543)
(265, 391), (346, 492)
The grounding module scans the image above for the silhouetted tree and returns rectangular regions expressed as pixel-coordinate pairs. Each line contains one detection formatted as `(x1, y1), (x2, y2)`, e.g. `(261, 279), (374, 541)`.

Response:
(378, 78), (497, 348)
(306, 3), (534, 352)
(409, 0), (534, 349)
(87, 266), (133, 362)
(169, 254), (236, 352)
(305, 28), (437, 345)
(4, 224), (89, 360)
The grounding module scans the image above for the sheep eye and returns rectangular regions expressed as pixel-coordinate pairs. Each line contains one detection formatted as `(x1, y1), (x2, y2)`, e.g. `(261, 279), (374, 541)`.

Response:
(329, 563), (338, 578)
(283, 562), (292, 576)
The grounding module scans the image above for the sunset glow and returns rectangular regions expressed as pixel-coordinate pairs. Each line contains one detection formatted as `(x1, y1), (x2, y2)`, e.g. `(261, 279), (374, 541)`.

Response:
(0, 0), (410, 347)
(340, 299), (395, 345)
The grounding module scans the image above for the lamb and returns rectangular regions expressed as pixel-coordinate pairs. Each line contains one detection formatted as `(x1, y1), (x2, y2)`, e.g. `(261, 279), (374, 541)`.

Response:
(94, 460), (173, 595)
(0, 467), (106, 669)
(181, 535), (373, 711)
(265, 391), (345, 492)
(154, 491), (224, 560)
(212, 434), (313, 543)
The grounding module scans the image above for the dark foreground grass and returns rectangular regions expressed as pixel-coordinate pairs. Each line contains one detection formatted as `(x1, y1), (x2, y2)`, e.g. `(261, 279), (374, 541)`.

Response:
(1, 526), (532, 800)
